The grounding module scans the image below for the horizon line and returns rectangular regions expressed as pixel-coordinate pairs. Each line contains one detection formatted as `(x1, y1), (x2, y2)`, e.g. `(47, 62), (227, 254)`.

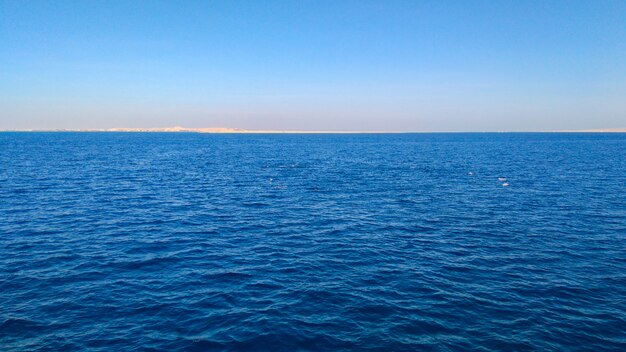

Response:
(1, 127), (626, 134)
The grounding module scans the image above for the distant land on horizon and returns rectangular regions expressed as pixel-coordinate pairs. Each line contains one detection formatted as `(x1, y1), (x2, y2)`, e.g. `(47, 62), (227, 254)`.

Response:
(1, 126), (626, 133)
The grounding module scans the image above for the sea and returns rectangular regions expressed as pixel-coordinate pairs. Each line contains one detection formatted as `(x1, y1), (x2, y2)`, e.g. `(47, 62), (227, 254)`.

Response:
(1, 132), (625, 351)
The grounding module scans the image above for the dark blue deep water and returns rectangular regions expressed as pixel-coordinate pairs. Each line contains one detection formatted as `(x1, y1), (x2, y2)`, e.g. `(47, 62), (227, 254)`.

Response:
(1, 132), (625, 351)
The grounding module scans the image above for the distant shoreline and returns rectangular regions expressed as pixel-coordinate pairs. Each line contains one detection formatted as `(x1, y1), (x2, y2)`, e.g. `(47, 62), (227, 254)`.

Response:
(1, 127), (625, 133)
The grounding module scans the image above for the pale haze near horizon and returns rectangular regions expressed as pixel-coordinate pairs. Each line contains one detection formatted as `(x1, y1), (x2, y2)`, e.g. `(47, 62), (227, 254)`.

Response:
(1, 1), (625, 132)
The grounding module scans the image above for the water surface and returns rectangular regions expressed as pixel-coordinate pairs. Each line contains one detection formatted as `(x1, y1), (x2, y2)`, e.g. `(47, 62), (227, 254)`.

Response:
(1, 133), (625, 351)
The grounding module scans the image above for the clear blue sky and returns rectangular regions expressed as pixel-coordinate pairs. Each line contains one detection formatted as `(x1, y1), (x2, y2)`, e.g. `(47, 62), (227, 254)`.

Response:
(1, 0), (625, 131)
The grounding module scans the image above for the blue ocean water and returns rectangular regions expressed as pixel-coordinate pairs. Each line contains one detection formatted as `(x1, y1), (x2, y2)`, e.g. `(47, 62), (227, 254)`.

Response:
(1, 132), (625, 351)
